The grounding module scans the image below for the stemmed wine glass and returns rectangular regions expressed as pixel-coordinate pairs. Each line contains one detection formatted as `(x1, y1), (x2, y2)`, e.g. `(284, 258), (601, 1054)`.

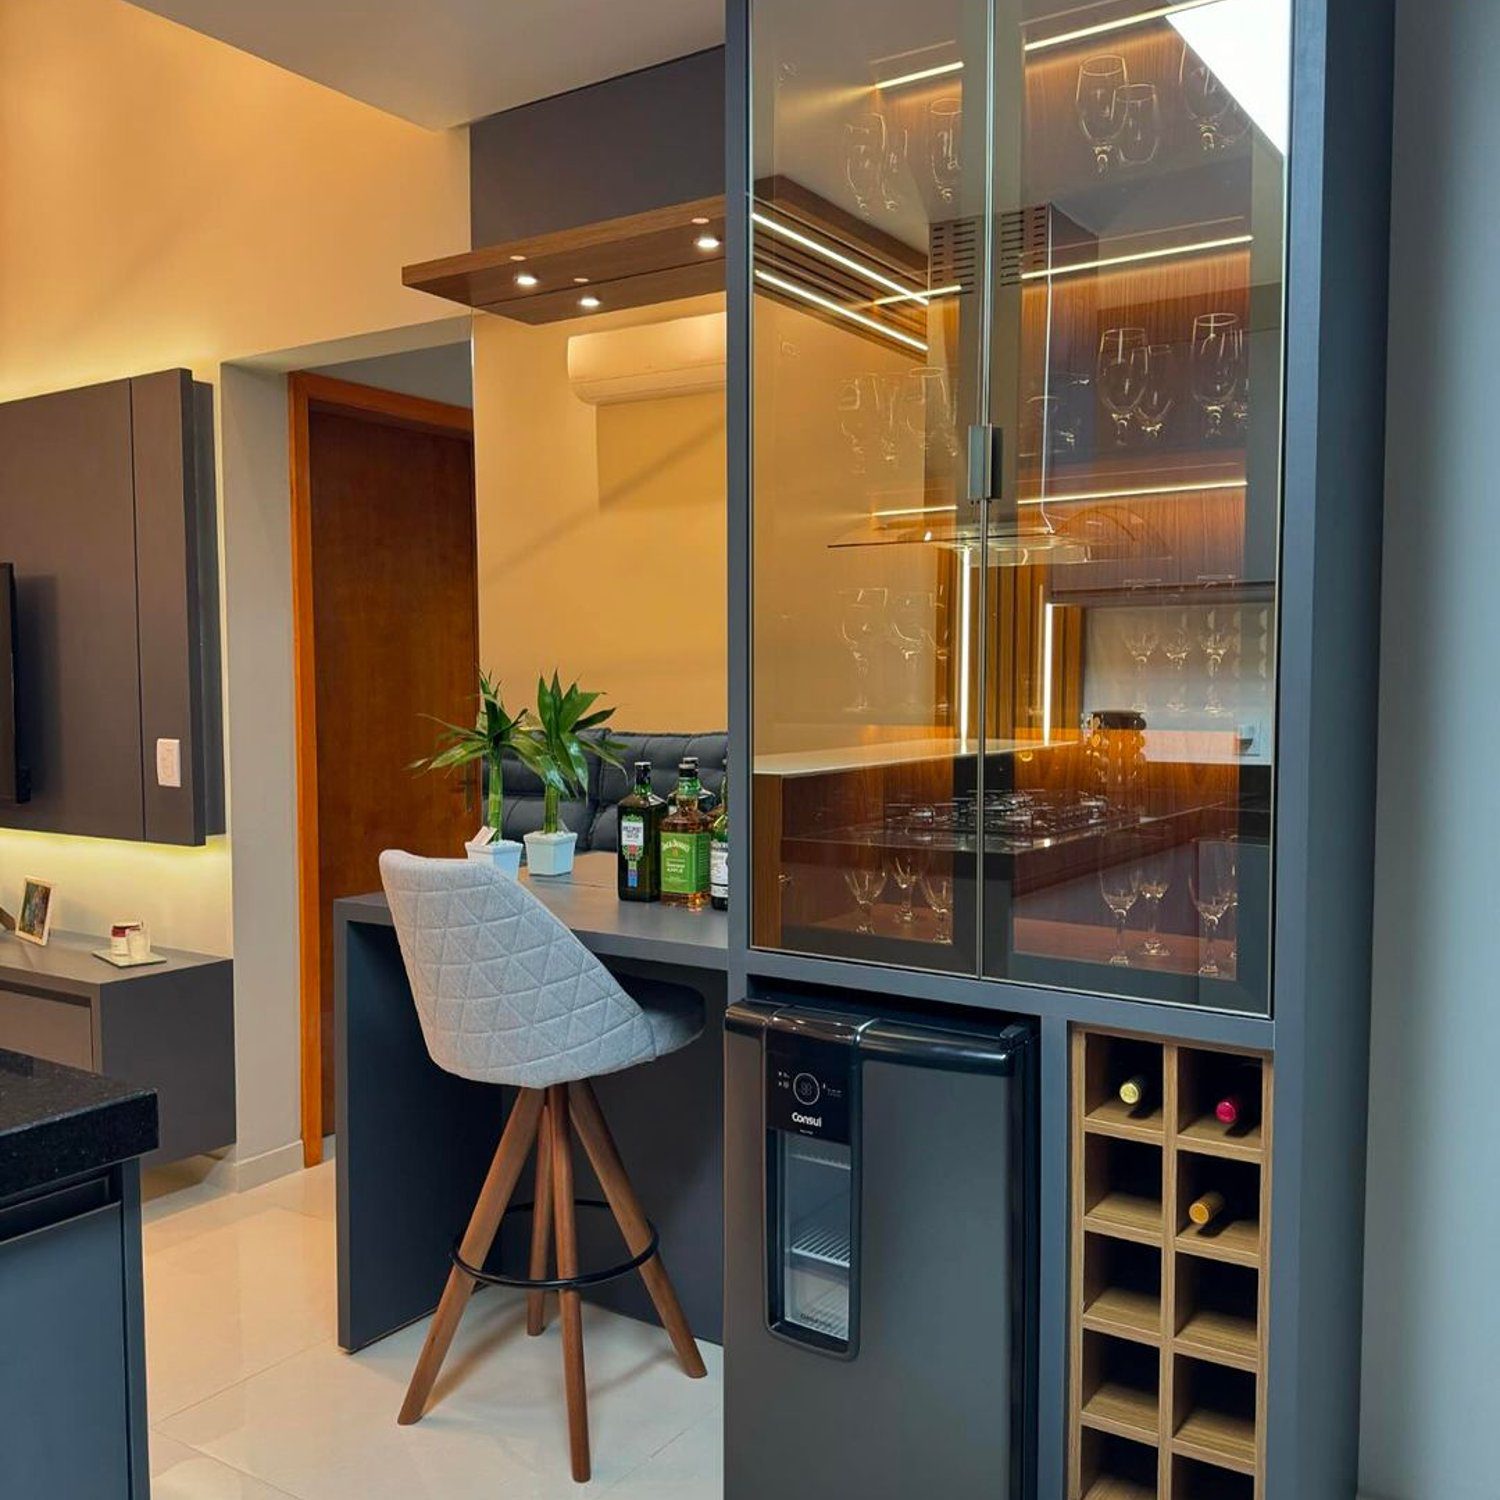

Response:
(919, 872), (955, 943)
(1189, 841), (1237, 977)
(889, 591), (928, 708)
(1098, 328), (1150, 444)
(838, 586), (887, 712)
(880, 124), (909, 213)
(845, 113), (886, 215)
(923, 594), (952, 718)
(929, 98), (962, 203)
(901, 367), (959, 460)
(1122, 619), (1160, 715)
(1199, 612), (1234, 718)
(1076, 56), (1128, 173)
(1113, 82), (1161, 169)
(1162, 622), (1192, 716)
(844, 868), (887, 934)
(1135, 344), (1177, 442)
(1099, 859), (1143, 967)
(889, 854), (920, 925)
(1136, 856), (1172, 958)
(836, 376), (874, 472)
(1191, 313), (1245, 439)
(1180, 44), (1232, 151)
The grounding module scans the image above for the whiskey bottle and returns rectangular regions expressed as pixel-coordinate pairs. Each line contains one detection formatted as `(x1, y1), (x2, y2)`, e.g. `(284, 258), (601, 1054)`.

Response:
(617, 761), (666, 903)
(710, 764), (729, 911)
(660, 759), (710, 910)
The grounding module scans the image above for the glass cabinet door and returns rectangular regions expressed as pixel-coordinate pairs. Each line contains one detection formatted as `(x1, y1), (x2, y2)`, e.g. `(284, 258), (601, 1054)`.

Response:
(749, 0), (995, 974)
(977, 0), (1290, 1013)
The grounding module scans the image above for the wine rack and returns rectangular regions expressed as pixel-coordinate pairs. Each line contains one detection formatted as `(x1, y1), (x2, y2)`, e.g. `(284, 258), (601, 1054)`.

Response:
(1070, 1028), (1272, 1499)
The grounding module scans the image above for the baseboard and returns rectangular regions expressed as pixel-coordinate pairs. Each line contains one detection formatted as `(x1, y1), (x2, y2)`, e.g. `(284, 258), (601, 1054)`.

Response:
(227, 1138), (307, 1191)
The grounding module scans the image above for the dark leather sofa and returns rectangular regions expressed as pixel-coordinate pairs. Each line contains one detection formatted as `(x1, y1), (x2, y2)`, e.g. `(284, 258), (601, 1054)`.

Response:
(495, 731), (727, 851)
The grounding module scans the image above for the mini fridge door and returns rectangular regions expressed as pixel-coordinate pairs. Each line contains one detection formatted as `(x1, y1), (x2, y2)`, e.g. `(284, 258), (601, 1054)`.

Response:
(725, 1001), (1037, 1500)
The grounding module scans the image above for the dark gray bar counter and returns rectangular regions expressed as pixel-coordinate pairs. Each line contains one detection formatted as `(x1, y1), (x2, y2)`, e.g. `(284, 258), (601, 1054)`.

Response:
(336, 853), (728, 1352)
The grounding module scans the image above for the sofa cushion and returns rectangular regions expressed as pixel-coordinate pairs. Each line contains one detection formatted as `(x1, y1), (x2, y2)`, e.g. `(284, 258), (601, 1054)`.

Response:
(588, 732), (727, 853)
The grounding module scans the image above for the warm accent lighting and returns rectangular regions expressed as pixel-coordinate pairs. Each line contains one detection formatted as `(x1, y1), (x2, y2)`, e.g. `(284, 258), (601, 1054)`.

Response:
(875, 59), (965, 90)
(752, 211), (929, 305)
(578, 295), (602, 310)
(695, 234), (723, 252)
(573, 276), (590, 285)
(1021, 233), (1253, 281)
(754, 269), (929, 354)
(509, 254), (527, 262)
(1024, 0), (1219, 52)
(514, 271), (540, 288)
(691, 216), (711, 226)
(871, 283), (963, 307)
(870, 476), (1247, 519)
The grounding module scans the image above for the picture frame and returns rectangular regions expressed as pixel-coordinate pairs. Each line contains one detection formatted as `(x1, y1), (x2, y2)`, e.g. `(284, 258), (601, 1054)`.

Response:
(16, 877), (54, 947)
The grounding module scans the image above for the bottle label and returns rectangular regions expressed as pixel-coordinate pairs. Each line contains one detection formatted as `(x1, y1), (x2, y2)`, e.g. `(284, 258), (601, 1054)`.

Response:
(661, 832), (709, 894)
(621, 813), (646, 858)
(710, 842), (729, 898)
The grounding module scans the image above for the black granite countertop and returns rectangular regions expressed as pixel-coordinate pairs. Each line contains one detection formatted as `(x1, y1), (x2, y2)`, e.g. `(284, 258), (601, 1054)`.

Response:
(0, 1048), (158, 1200)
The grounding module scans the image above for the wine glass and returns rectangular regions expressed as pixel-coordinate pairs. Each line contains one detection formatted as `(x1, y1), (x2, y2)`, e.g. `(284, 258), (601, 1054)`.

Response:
(1199, 612), (1234, 718)
(836, 376), (874, 472)
(1134, 343), (1177, 442)
(1162, 621), (1192, 715)
(1180, 44), (1232, 151)
(1076, 56), (1128, 173)
(845, 113), (886, 215)
(838, 586), (887, 712)
(889, 854), (920, 925)
(919, 872), (955, 943)
(928, 97), (962, 203)
(1136, 856), (1171, 958)
(1099, 860), (1142, 967)
(923, 594), (953, 717)
(1114, 82), (1161, 169)
(881, 123), (909, 213)
(889, 590), (928, 707)
(1191, 313), (1245, 439)
(901, 367), (959, 460)
(1122, 619), (1160, 715)
(1098, 328), (1150, 444)
(1189, 841), (1237, 977)
(844, 868), (887, 934)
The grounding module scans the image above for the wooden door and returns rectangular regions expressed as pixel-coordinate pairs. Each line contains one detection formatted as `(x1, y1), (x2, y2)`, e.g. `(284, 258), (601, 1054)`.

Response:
(291, 373), (478, 1163)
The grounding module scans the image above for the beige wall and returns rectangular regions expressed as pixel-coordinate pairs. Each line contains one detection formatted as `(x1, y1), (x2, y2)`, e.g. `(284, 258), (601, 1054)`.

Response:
(0, 0), (468, 1170)
(474, 295), (727, 730)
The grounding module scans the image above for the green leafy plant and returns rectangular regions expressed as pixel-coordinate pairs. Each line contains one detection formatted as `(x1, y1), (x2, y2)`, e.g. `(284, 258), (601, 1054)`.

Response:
(412, 671), (530, 843)
(523, 671), (629, 835)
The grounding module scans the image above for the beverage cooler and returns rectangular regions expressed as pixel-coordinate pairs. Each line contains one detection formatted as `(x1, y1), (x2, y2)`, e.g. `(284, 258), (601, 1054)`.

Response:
(724, 999), (1037, 1499)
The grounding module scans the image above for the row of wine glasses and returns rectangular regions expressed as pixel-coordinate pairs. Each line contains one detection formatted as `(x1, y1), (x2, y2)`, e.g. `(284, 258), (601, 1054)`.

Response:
(836, 366), (959, 473)
(1120, 606), (1259, 719)
(1098, 840), (1238, 976)
(845, 98), (962, 218)
(1098, 316), (1248, 444)
(838, 586), (951, 714)
(844, 864), (955, 941)
(1077, 47), (1249, 175)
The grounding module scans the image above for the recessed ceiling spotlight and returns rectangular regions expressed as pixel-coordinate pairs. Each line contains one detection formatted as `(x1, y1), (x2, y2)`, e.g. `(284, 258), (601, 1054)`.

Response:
(573, 276), (590, 284)
(509, 253), (527, 262)
(514, 271), (539, 288)
(691, 216), (710, 225)
(578, 295), (602, 310)
(694, 233), (722, 252)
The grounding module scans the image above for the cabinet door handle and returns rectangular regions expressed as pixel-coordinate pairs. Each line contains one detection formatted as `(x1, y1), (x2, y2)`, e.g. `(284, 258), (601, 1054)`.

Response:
(966, 423), (1004, 504)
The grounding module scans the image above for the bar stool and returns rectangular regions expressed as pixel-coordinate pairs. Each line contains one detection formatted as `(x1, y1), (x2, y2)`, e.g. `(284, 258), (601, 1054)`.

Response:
(378, 850), (708, 1483)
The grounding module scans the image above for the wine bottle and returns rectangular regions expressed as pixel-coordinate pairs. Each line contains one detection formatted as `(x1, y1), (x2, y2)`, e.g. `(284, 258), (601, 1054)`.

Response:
(1118, 1074), (1153, 1109)
(1215, 1094), (1249, 1127)
(617, 761), (666, 903)
(709, 762), (729, 912)
(1187, 1190), (1227, 1228)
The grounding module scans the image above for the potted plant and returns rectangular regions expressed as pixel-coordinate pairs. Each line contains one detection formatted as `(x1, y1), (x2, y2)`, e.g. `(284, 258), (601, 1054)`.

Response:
(519, 672), (627, 878)
(413, 671), (530, 878)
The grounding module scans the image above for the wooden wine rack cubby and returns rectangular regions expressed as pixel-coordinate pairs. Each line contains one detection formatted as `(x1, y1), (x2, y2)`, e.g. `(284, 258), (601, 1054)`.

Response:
(1070, 1028), (1272, 1499)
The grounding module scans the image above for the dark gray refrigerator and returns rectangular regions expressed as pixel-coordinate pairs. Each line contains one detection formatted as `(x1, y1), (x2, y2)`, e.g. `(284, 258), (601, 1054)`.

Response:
(724, 998), (1037, 1498)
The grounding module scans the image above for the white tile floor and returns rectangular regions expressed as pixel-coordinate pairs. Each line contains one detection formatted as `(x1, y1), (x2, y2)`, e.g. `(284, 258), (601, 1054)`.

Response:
(142, 1161), (723, 1498)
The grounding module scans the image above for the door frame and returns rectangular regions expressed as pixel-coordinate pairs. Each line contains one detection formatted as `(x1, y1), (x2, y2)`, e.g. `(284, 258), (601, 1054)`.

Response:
(288, 371), (475, 1167)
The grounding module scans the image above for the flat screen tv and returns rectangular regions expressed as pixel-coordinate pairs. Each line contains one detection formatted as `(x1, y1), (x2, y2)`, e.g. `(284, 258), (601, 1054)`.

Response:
(0, 563), (27, 805)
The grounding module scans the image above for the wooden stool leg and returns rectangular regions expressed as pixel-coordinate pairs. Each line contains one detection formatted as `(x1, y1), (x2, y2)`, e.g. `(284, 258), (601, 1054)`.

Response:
(568, 1081), (708, 1380)
(527, 1100), (554, 1336)
(549, 1084), (591, 1482)
(397, 1088), (544, 1425)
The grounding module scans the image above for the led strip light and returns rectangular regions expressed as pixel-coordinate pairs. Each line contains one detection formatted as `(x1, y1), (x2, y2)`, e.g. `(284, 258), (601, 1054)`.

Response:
(871, 476), (1246, 519)
(754, 269), (930, 353)
(1022, 233), (1253, 281)
(752, 210), (930, 304)
(874, 59), (965, 90)
(1024, 0), (1222, 53)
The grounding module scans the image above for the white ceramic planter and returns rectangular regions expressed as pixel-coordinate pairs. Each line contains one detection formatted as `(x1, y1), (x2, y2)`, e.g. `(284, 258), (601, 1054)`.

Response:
(465, 837), (523, 879)
(523, 829), (578, 877)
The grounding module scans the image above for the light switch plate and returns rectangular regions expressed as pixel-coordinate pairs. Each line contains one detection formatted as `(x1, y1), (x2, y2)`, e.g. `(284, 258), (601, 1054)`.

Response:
(156, 737), (182, 789)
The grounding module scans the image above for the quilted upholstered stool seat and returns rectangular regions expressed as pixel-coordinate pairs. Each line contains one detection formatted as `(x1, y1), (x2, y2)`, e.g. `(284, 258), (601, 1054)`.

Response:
(379, 852), (708, 1483)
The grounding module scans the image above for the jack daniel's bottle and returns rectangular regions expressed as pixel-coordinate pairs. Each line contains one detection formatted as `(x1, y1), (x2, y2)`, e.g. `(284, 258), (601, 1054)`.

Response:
(660, 760), (711, 909)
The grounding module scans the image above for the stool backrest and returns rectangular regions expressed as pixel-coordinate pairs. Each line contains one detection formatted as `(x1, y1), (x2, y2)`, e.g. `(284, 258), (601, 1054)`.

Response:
(378, 851), (654, 1088)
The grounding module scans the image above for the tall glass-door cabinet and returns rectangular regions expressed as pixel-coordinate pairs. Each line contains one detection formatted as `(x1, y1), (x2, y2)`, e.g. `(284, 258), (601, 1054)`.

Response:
(748, 0), (1291, 1016)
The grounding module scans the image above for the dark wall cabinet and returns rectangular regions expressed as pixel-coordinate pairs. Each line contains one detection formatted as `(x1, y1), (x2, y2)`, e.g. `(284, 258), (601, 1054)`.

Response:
(0, 370), (223, 846)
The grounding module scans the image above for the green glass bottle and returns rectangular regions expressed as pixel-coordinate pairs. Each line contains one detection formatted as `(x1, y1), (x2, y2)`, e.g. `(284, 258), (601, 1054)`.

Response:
(710, 764), (729, 911)
(660, 759), (710, 909)
(617, 761), (665, 902)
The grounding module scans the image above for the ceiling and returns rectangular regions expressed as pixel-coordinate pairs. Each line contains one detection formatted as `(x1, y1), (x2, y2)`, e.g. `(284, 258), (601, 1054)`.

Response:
(125, 0), (725, 129)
